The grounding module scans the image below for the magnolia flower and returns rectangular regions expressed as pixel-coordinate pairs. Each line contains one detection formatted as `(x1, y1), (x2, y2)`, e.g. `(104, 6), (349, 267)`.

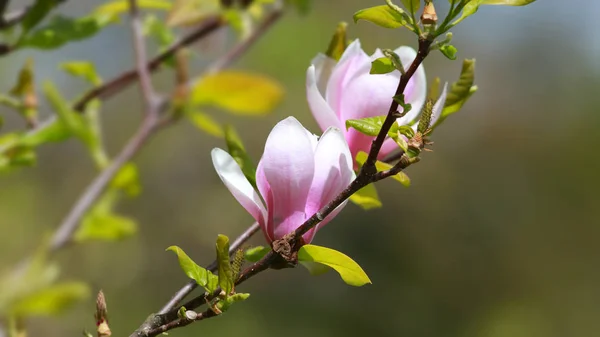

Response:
(211, 117), (354, 244)
(307, 39), (430, 159)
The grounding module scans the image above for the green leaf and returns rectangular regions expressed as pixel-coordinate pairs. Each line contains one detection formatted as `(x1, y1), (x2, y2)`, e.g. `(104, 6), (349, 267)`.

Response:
(370, 57), (395, 75)
(20, 118), (72, 147)
(60, 61), (102, 86)
(224, 125), (256, 188)
(43, 82), (90, 142)
(216, 235), (234, 295)
(345, 116), (386, 137)
(110, 163), (141, 197)
(191, 71), (284, 115)
(349, 183), (382, 210)
(400, 0), (420, 14)
(439, 44), (457, 60)
(353, 5), (409, 29)
(166, 246), (219, 293)
(143, 14), (176, 48)
(76, 210), (138, 242)
(244, 246), (270, 262)
(482, 0), (536, 5)
(452, 0), (484, 25)
(216, 293), (250, 312)
(167, 0), (220, 27)
(355, 151), (410, 187)
(188, 111), (224, 138)
(9, 282), (89, 317)
(325, 22), (347, 61)
(440, 59), (477, 121)
(95, 0), (173, 16)
(10, 59), (35, 96)
(299, 261), (331, 276)
(19, 14), (114, 50)
(20, 0), (61, 34)
(297, 244), (371, 286)
(285, 0), (312, 14)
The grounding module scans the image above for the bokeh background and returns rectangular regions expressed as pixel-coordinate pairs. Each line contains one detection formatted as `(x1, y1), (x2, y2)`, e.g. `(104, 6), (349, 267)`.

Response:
(1, 0), (599, 336)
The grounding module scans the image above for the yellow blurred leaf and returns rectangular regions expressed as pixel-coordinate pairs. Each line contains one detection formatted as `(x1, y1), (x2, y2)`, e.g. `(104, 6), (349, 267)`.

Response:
(96, 0), (172, 16)
(167, 0), (220, 27)
(9, 282), (90, 317)
(10, 59), (35, 97)
(192, 71), (284, 115)
(188, 111), (224, 138)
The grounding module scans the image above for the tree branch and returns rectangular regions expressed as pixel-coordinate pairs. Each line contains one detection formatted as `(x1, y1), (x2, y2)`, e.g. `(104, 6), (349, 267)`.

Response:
(72, 16), (223, 112)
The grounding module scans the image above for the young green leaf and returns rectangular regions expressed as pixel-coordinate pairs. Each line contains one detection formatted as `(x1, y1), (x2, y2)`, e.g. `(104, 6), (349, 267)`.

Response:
(192, 71), (283, 115)
(440, 59), (477, 122)
(482, 0), (536, 5)
(400, 0), (420, 14)
(167, 0), (220, 27)
(355, 151), (411, 187)
(216, 235), (234, 295)
(370, 57), (395, 75)
(110, 163), (141, 197)
(224, 125), (257, 188)
(216, 293), (250, 312)
(10, 59), (35, 97)
(299, 261), (331, 276)
(188, 111), (224, 138)
(439, 44), (458, 60)
(75, 211), (138, 242)
(60, 61), (102, 86)
(19, 14), (114, 50)
(298, 244), (371, 286)
(245, 246), (271, 262)
(325, 22), (348, 61)
(353, 5), (409, 29)
(345, 116), (386, 137)
(9, 282), (90, 317)
(95, 0), (172, 16)
(349, 183), (383, 210)
(166, 246), (219, 293)
(452, 0), (484, 26)
(143, 14), (176, 48)
(20, 0), (62, 34)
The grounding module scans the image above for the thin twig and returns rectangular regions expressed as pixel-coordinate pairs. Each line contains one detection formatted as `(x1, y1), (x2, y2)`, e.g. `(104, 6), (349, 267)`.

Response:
(49, 117), (159, 251)
(73, 16), (223, 112)
(158, 222), (260, 315)
(146, 308), (217, 337)
(128, 0), (158, 114)
(206, 7), (283, 75)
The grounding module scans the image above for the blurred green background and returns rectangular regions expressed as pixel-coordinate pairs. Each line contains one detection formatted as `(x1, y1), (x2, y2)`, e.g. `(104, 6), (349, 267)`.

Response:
(1, 0), (600, 336)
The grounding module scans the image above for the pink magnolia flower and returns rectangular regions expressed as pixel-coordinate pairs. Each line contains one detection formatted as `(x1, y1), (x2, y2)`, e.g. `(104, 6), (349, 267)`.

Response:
(306, 39), (428, 160)
(211, 117), (355, 245)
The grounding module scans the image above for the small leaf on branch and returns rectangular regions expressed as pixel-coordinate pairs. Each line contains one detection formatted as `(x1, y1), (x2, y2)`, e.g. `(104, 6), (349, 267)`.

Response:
(167, 0), (220, 27)
(143, 14), (176, 49)
(19, 14), (114, 50)
(353, 5), (409, 29)
(110, 163), (141, 197)
(244, 246), (271, 262)
(9, 282), (90, 317)
(60, 61), (102, 86)
(76, 195), (138, 242)
(166, 246), (219, 293)
(452, 0), (484, 26)
(224, 125), (257, 188)
(216, 234), (234, 295)
(326, 22), (348, 61)
(96, 0), (172, 17)
(297, 244), (371, 287)
(439, 44), (458, 60)
(345, 116), (386, 136)
(400, 0), (420, 14)
(216, 293), (250, 312)
(10, 59), (35, 97)
(370, 57), (395, 75)
(355, 151), (411, 187)
(192, 71), (284, 115)
(349, 183), (382, 210)
(439, 59), (477, 124)
(482, 0), (536, 5)
(188, 111), (224, 138)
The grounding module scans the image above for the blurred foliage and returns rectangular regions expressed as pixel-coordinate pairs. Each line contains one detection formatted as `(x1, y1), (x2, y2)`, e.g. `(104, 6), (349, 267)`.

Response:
(0, 0), (598, 337)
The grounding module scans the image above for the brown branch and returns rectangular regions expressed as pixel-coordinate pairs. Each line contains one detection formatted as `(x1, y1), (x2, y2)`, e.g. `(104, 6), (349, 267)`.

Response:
(146, 308), (218, 337)
(72, 16), (223, 112)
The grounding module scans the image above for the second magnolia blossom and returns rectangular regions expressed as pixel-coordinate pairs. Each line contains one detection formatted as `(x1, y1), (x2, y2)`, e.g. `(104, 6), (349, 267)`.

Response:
(307, 39), (447, 159)
(212, 117), (354, 244)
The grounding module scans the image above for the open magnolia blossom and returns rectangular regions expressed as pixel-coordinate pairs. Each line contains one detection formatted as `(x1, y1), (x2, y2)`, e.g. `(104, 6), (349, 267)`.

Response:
(307, 39), (438, 160)
(212, 117), (355, 245)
